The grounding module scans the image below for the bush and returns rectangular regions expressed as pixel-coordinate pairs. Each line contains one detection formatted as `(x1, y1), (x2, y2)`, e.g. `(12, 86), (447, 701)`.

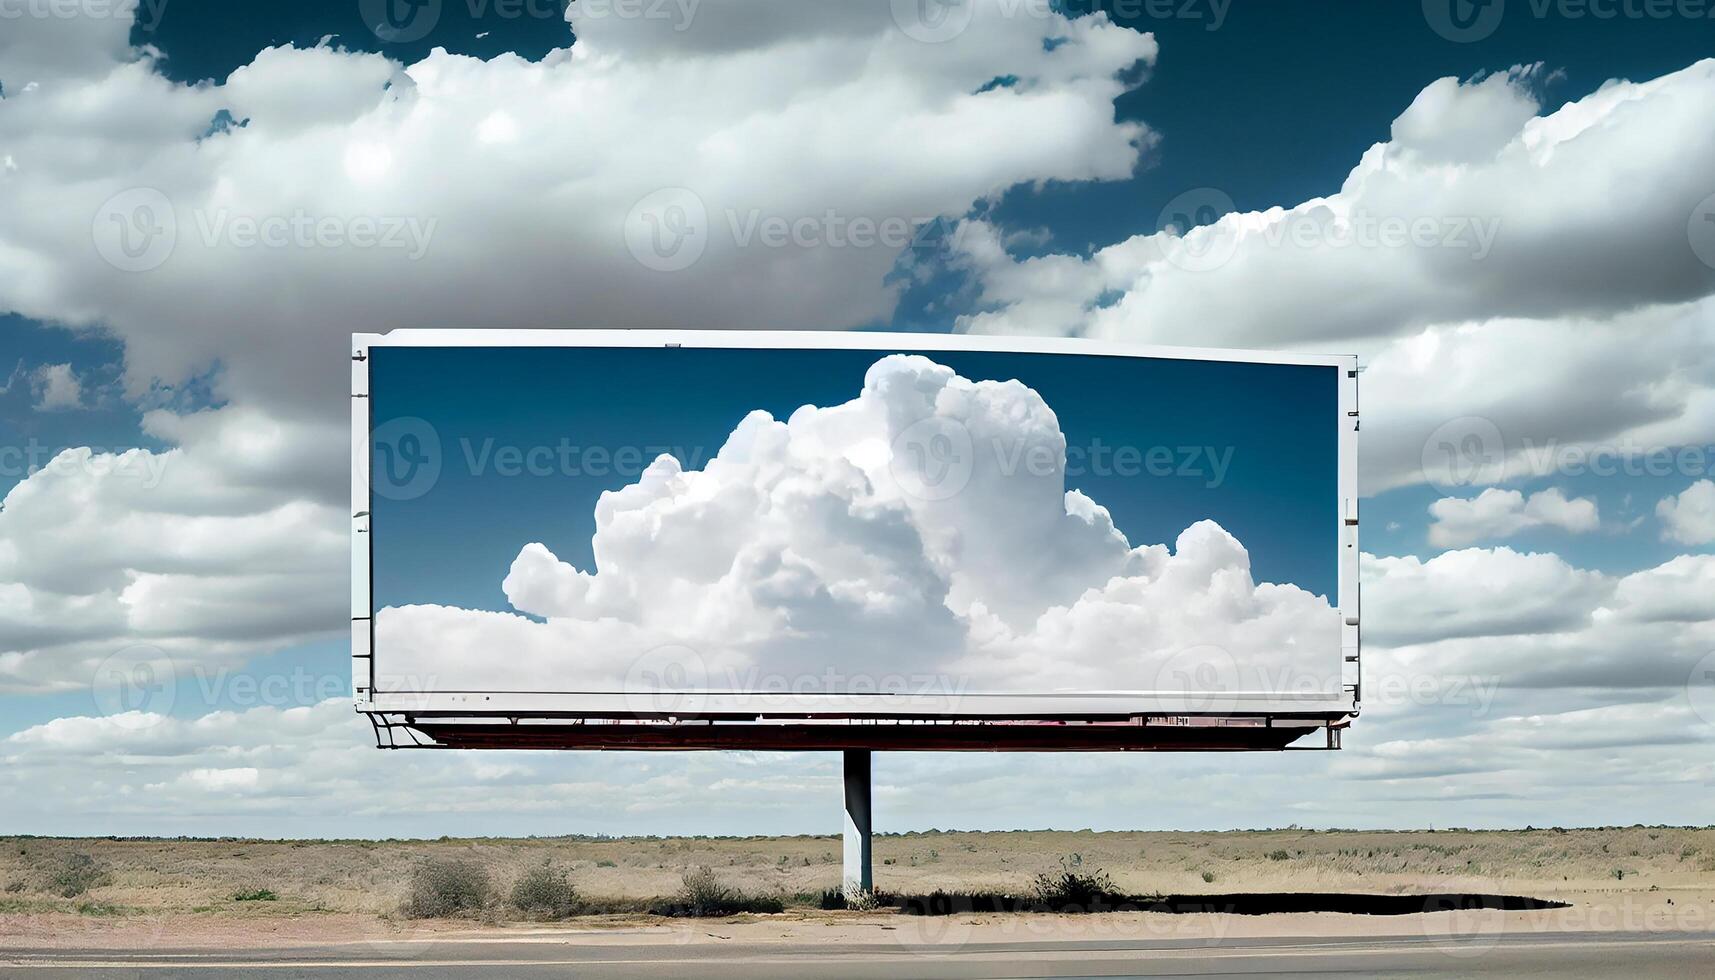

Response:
(1268, 849), (1292, 861)
(1201, 871), (1216, 884)
(51, 853), (108, 898)
(679, 866), (731, 917)
(232, 888), (278, 902)
(402, 859), (492, 919)
(510, 860), (579, 919)
(1031, 859), (1122, 912)
(649, 866), (784, 917)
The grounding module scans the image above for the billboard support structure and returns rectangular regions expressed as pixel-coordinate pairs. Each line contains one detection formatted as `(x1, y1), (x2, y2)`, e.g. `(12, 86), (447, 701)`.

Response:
(843, 750), (873, 900)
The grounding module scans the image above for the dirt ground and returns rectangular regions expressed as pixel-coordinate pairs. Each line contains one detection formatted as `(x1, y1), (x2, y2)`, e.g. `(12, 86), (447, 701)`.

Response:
(3, 827), (1712, 949)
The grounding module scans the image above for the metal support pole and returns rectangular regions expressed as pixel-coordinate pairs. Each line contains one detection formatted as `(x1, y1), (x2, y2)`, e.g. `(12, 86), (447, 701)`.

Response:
(842, 749), (872, 899)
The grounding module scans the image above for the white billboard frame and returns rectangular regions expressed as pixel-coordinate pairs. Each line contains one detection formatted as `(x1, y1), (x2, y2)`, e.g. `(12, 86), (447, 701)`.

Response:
(352, 329), (1360, 730)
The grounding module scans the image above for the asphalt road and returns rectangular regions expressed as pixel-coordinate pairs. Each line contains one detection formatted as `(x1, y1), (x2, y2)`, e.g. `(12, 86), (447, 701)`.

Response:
(4, 931), (1713, 978)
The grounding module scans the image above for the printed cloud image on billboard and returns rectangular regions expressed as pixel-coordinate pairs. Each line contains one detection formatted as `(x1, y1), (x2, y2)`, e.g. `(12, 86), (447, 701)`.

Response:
(355, 332), (1358, 727)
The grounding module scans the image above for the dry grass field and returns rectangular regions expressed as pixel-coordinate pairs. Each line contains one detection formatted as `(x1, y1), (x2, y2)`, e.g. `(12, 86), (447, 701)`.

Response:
(2, 826), (1712, 926)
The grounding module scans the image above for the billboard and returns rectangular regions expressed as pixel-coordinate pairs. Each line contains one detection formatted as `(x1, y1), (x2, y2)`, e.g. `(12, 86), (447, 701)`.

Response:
(353, 331), (1359, 750)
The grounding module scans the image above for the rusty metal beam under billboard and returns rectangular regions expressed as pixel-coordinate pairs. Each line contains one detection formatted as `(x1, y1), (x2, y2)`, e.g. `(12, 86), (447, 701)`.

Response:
(352, 331), (1360, 752)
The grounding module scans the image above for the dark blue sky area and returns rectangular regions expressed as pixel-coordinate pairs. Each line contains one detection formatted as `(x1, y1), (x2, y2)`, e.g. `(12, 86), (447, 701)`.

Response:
(369, 345), (1338, 612)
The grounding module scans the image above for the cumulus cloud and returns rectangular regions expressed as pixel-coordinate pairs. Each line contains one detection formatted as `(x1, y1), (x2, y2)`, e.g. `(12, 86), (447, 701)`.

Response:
(951, 61), (1715, 493)
(1427, 487), (1598, 548)
(0, 1), (1157, 427)
(0, 405), (347, 692)
(1656, 479), (1715, 545)
(0, 3), (1164, 691)
(379, 356), (1341, 698)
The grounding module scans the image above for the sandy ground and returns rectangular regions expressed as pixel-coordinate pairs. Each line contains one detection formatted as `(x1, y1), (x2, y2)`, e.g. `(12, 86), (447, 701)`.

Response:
(3, 828), (1712, 950)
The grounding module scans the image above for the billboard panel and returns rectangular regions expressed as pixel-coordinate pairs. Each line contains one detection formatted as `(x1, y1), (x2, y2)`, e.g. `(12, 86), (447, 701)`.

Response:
(353, 331), (1359, 750)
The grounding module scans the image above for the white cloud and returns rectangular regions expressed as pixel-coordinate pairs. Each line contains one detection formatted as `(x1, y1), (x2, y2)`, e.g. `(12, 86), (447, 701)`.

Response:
(1361, 547), (1610, 648)
(0, 4), (1159, 691)
(29, 362), (83, 410)
(952, 61), (1715, 493)
(0, 1), (1157, 426)
(0, 405), (347, 692)
(1656, 479), (1715, 545)
(1364, 547), (1715, 689)
(1427, 486), (1599, 548)
(380, 355), (1340, 697)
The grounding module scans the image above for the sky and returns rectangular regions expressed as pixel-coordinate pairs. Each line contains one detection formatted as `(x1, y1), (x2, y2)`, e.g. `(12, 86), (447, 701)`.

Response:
(0, 1), (1712, 839)
(368, 344), (1338, 606)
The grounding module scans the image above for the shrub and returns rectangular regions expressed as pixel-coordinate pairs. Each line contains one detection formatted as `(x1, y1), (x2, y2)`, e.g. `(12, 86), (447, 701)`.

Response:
(1201, 871), (1216, 884)
(51, 853), (108, 898)
(402, 859), (492, 919)
(510, 860), (579, 919)
(1268, 849), (1291, 861)
(232, 888), (278, 902)
(650, 866), (784, 917)
(1031, 859), (1122, 912)
(679, 866), (731, 917)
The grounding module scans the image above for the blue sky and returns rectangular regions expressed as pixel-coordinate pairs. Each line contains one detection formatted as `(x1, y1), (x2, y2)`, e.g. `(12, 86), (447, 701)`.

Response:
(0, 2), (1711, 837)
(369, 344), (1338, 610)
